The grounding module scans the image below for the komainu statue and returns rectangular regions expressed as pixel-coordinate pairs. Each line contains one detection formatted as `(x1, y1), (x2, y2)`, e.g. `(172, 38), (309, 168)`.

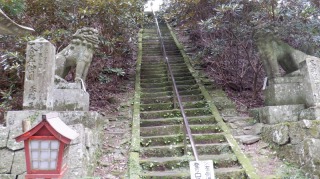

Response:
(255, 32), (309, 78)
(55, 27), (99, 82)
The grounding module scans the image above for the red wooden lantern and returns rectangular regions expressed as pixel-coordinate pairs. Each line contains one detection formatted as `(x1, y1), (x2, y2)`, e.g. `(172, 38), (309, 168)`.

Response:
(15, 112), (79, 179)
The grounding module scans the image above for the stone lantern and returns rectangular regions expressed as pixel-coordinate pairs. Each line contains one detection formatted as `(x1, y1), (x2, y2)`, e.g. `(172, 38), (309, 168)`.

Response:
(15, 113), (79, 179)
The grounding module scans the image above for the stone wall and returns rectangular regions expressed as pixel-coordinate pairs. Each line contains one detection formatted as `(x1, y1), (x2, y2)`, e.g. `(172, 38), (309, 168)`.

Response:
(0, 111), (105, 179)
(262, 120), (320, 177)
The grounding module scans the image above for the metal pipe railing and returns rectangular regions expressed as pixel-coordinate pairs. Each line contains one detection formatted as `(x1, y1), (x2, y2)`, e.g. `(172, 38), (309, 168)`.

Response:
(152, 10), (199, 161)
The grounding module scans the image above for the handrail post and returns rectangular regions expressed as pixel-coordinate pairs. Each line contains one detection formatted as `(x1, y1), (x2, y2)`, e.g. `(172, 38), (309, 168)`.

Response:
(152, 10), (199, 161)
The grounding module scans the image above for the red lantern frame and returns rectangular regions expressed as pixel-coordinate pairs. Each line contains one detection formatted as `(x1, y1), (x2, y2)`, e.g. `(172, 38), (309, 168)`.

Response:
(15, 113), (78, 179)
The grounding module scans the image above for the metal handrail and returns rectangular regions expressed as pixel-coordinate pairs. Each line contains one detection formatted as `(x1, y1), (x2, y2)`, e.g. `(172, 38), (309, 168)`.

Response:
(152, 10), (199, 161)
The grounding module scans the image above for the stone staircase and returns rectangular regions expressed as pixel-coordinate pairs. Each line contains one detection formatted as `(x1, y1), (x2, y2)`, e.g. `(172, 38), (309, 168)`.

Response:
(129, 17), (255, 178)
(129, 22), (257, 178)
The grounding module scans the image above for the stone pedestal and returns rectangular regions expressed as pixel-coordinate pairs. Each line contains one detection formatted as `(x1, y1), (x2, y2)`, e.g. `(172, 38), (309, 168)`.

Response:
(301, 56), (320, 107)
(250, 105), (305, 124)
(264, 76), (305, 106)
(23, 38), (56, 110)
(51, 89), (89, 111)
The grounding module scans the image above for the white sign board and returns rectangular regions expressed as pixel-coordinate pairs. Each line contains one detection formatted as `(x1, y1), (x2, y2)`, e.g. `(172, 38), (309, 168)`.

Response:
(189, 160), (215, 179)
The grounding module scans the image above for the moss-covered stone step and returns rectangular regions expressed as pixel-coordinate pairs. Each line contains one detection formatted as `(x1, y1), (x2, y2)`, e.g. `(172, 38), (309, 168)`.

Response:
(141, 167), (247, 179)
(140, 73), (167, 79)
(140, 96), (172, 104)
(141, 133), (226, 147)
(171, 73), (193, 79)
(140, 125), (182, 136)
(140, 100), (207, 111)
(140, 103), (173, 111)
(140, 116), (216, 127)
(141, 91), (172, 98)
(141, 145), (184, 157)
(141, 134), (184, 147)
(188, 143), (232, 155)
(140, 77), (169, 85)
(141, 65), (166, 70)
(141, 143), (232, 158)
(141, 56), (163, 61)
(141, 84), (199, 93)
(140, 154), (239, 172)
(190, 124), (222, 134)
(141, 86), (172, 93)
(193, 133), (227, 144)
(174, 79), (197, 86)
(169, 63), (188, 68)
(141, 69), (168, 76)
(140, 108), (212, 119)
(141, 82), (171, 88)
(179, 94), (204, 102)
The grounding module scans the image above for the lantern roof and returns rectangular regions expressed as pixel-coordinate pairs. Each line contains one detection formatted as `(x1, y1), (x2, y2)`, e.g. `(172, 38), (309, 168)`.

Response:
(15, 112), (79, 144)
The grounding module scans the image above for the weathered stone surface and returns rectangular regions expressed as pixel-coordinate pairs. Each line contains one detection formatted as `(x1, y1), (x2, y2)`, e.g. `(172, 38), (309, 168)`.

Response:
(6, 110), (105, 129)
(252, 123), (264, 135)
(64, 124), (100, 178)
(0, 174), (16, 179)
(262, 124), (289, 145)
(11, 150), (26, 174)
(264, 76), (305, 106)
(301, 57), (320, 107)
(220, 108), (238, 117)
(7, 127), (24, 150)
(0, 149), (14, 173)
(212, 96), (236, 110)
(0, 126), (9, 148)
(299, 138), (320, 175)
(23, 38), (56, 110)
(51, 89), (89, 111)
(288, 122), (307, 145)
(251, 105), (304, 124)
(235, 135), (260, 145)
(299, 106), (320, 120)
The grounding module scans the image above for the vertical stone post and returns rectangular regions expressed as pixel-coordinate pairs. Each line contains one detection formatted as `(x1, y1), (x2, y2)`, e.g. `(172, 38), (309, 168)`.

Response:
(301, 56), (320, 107)
(23, 38), (56, 110)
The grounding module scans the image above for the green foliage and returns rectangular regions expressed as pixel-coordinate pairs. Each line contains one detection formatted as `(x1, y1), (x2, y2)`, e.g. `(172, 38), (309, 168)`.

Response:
(0, 0), (145, 113)
(163, 0), (320, 104)
(0, 0), (25, 17)
(103, 67), (126, 77)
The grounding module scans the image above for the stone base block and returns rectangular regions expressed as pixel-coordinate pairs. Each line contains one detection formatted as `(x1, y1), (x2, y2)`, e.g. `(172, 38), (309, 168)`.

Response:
(261, 120), (320, 177)
(249, 105), (304, 124)
(264, 76), (305, 106)
(6, 110), (105, 129)
(50, 89), (89, 111)
(299, 106), (320, 120)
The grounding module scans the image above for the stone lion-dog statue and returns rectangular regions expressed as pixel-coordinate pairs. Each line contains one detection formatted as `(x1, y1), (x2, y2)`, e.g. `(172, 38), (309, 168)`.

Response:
(255, 32), (310, 79)
(55, 27), (99, 82)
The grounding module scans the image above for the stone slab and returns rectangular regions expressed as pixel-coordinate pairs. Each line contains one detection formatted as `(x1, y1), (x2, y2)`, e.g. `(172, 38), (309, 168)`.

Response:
(0, 174), (16, 179)
(23, 38), (56, 110)
(11, 150), (26, 175)
(250, 105), (304, 124)
(264, 77), (305, 106)
(6, 110), (105, 129)
(234, 135), (260, 145)
(262, 124), (289, 145)
(0, 126), (9, 148)
(299, 106), (320, 120)
(0, 149), (14, 173)
(301, 57), (320, 107)
(7, 127), (24, 151)
(51, 89), (89, 111)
